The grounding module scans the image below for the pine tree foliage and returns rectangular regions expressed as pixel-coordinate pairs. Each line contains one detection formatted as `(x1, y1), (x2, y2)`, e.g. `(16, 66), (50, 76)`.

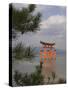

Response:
(12, 4), (41, 34)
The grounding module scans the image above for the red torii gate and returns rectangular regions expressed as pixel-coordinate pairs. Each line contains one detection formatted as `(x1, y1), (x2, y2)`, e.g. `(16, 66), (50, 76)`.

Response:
(40, 41), (56, 64)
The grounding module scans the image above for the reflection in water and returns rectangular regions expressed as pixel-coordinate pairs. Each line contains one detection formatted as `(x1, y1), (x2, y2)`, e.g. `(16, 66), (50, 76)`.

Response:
(12, 54), (66, 85)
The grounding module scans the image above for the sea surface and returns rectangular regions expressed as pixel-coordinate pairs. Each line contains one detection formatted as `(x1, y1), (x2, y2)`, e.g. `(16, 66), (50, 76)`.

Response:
(12, 49), (66, 85)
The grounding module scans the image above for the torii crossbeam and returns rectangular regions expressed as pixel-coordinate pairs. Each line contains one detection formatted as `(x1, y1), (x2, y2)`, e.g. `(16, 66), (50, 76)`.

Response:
(40, 41), (56, 64)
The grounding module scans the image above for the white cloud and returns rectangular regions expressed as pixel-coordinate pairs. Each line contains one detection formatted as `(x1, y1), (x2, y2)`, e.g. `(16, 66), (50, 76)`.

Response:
(40, 15), (66, 29)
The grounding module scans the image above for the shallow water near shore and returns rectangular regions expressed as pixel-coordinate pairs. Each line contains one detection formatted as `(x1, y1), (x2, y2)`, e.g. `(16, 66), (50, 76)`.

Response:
(12, 53), (66, 82)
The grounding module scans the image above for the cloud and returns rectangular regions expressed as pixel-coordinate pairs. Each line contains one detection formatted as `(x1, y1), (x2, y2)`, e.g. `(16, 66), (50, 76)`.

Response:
(40, 15), (66, 29)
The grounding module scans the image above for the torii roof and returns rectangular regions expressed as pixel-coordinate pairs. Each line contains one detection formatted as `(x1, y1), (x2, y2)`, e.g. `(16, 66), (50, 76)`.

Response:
(40, 41), (55, 46)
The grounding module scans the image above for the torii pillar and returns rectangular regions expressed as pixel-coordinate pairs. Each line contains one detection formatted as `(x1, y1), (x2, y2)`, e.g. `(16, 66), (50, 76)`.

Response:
(40, 41), (56, 64)
(40, 41), (56, 82)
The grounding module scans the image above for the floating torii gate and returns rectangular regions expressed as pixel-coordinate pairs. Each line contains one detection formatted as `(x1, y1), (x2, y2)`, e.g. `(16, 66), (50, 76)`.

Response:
(40, 41), (56, 65)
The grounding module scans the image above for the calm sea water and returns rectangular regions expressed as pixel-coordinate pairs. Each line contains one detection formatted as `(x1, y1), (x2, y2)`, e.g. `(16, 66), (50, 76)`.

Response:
(12, 54), (66, 78)
(12, 52), (66, 86)
(33, 54), (66, 79)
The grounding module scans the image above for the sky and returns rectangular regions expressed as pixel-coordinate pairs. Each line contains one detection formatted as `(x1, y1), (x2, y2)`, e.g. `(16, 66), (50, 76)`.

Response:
(12, 3), (66, 50)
